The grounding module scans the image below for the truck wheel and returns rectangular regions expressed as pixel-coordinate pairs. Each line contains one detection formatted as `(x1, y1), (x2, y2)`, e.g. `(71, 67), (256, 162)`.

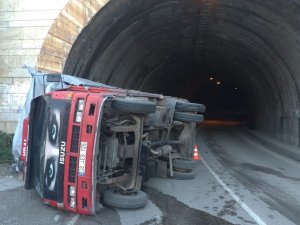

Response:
(175, 102), (206, 112)
(172, 158), (197, 170)
(173, 112), (204, 123)
(167, 169), (196, 180)
(112, 98), (156, 114)
(103, 188), (148, 209)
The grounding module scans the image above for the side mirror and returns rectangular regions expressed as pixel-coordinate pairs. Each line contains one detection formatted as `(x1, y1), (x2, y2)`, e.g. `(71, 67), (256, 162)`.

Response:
(46, 74), (61, 82)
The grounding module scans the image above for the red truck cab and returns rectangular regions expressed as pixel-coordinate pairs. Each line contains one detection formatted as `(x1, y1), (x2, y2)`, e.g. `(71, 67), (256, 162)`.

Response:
(23, 85), (205, 215)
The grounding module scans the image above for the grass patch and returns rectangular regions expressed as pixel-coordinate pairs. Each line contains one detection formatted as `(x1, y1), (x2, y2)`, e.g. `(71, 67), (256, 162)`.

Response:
(0, 131), (13, 161)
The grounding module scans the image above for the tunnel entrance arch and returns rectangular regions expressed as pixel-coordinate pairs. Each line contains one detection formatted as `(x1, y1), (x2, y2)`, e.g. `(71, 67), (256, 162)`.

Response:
(36, 0), (108, 73)
(37, 0), (300, 146)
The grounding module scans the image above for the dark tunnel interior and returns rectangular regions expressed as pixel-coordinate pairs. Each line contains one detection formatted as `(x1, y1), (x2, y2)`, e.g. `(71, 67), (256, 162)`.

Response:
(64, 0), (300, 146)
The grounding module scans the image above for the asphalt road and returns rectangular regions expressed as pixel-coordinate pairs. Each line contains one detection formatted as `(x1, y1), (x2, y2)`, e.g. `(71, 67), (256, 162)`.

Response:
(1, 120), (300, 225)
(196, 121), (300, 225)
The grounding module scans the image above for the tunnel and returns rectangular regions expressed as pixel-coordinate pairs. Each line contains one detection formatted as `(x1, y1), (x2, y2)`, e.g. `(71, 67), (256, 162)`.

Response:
(63, 0), (300, 146)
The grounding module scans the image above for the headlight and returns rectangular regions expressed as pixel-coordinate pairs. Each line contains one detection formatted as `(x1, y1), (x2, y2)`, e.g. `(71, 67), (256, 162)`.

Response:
(75, 112), (83, 123)
(70, 197), (76, 208)
(77, 99), (85, 111)
(69, 186), (76, 197)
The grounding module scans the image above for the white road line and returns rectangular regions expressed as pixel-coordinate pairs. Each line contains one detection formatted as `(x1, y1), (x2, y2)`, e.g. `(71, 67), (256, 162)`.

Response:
(67, 214), (79, 225)
(199, 153), (267, 225)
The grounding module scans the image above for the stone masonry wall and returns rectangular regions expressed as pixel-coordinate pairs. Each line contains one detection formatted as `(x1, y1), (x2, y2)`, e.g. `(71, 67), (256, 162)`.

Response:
(0, 0), (68, 133)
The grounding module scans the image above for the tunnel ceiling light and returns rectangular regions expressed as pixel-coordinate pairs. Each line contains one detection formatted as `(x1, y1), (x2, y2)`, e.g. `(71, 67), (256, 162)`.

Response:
(235, 87), (238, 90)
(216, 81), (221, 85)
(209, 77), (214, 80)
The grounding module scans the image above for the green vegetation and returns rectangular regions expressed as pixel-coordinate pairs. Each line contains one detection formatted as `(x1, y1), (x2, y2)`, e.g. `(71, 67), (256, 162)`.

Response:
(0, 131), (13, 161)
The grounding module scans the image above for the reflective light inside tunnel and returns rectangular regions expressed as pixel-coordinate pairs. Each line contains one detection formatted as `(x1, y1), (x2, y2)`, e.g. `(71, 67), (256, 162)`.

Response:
(63, 0), (300, 146)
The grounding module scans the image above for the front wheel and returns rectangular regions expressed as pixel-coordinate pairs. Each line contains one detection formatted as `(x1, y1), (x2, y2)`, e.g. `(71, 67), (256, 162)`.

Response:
(103, 188), (148, 209)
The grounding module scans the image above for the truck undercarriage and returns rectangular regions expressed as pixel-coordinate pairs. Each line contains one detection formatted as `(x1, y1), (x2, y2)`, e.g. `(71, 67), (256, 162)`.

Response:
(93, 96), (204, 210)
(20, 72), (205, 214)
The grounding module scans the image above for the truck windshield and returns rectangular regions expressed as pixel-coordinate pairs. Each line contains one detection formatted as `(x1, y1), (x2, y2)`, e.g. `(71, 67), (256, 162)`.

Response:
(30, 96), (49, 197)
(29, 95), (71, 202)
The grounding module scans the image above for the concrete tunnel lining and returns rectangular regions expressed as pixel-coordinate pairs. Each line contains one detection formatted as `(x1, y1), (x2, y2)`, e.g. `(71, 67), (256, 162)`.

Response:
(60, 0), (300, 146)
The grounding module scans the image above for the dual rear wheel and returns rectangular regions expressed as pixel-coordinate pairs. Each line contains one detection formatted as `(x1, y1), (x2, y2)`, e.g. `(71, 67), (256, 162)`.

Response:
(174, 101), (205, 123)
(105, 98), (200, 209)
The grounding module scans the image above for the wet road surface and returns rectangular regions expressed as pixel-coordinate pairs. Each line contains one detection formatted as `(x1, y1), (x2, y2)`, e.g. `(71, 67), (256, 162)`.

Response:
(1, 120), (300, 224)
(196, 121), (300, 225)
(0, 163), (233, 225)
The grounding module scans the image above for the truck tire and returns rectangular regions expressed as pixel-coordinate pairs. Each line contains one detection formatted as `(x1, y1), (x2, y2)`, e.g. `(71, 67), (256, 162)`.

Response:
(175, 102), (206, 112)
(173, 112), (204, 123)
(103, 188), (148, 209)
(172, 158), (197, 170)
(112, 98), (156, 114)
(167, 169), (196, 180)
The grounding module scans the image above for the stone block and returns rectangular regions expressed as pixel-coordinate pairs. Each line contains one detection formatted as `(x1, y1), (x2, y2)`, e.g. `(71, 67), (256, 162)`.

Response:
(0, 77), (13, 84)
(9, 19), (54, 27)
(0, 11), (14, 21)
(0, 56), (9, 67)
(0, 93), (10, 109)
(0, 0), (13, 12)
(9, 55), (38, 68)
(0, 40), (22, 49)
(0, 27), (21, 40)
(25, 49), (41, 56)
(96, 0), (110, 7)
(0, 93), (26, 111)
(14, 10), (60, 21)
(11, 94), (27, 108)
(20, 26), (49, 40)
(0, 121), (17, 134)
(10, 68), (31, 78)
(54, 13), (82, 35)
(13, 0), (68, 11)
(40, 42), (67, 60)
(0, 85), (10, 93)
(22, 39), (44, 49)
(0, 49), (9, 56)
(37, 57), (63, 73)
(0, 68), (11, 77)
(13, 49), (27, 56)
(7, 56), (18, 67)
(0, 21), (9, 28)
(8, 50), (14, 56)
(12, 77), (31, 86)
(65, 2), (85, 25)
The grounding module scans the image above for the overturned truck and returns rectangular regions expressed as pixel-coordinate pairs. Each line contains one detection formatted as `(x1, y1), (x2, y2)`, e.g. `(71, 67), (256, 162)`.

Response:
(21, 72), (205, 215)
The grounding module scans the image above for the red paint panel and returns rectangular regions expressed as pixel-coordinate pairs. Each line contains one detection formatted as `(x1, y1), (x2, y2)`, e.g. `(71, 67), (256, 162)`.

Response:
(77, 94), (104, 215)
(21, 118), (29, 161)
